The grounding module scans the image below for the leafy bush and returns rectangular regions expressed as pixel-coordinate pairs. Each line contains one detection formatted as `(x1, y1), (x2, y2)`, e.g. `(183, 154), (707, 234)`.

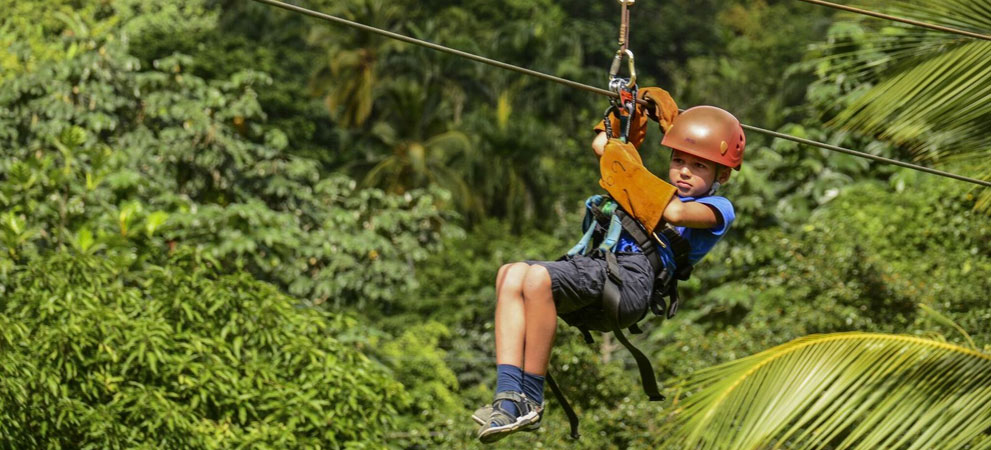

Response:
(0, 252), (408, 448)
(0, 12), (458, 307)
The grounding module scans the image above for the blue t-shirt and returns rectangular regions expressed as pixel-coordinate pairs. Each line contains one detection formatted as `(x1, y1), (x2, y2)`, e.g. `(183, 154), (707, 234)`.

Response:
(615, 195), (735, 269)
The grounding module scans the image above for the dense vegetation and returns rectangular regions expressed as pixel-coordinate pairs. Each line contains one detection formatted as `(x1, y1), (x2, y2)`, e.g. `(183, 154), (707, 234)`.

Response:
(1, 0), (988, 448)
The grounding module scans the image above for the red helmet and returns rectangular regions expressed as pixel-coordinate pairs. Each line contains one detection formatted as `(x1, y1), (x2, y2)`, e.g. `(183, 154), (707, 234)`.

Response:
(661, 106), (745, 170)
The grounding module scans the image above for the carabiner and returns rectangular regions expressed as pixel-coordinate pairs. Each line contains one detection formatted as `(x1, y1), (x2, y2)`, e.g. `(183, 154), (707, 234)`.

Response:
(608, 49), (637, 89)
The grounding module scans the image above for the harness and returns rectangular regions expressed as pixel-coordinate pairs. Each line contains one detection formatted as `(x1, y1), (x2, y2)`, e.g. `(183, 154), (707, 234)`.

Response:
(567, 195), (693, 322)
(547, 195), (693, 439)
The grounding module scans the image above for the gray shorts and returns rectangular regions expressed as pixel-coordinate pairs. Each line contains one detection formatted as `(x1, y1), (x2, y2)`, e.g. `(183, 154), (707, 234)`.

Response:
(527, 252), (653, 331)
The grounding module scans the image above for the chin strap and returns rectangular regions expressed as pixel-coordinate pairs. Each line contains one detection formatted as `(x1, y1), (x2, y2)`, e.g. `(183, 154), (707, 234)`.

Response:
(707, 166), (727, 195)
(708, 181), (721, 195)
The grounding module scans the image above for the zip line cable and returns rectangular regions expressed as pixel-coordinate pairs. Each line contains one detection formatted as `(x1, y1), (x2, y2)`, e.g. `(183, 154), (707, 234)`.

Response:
(249, 0), (618, 99)
(794, 0), (991, 41)
(251, 0), (991, 189)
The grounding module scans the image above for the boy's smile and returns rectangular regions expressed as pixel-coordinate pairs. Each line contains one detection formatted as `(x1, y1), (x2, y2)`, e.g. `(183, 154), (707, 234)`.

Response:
(669, 150), (718, 197)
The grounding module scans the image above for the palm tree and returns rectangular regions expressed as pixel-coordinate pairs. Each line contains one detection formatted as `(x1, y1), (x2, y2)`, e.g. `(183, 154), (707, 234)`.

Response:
(359, 74), (481, 218)
(655, 332), (991, 449)
(307, 0), (407, 128)
(813, 0), (991, 208)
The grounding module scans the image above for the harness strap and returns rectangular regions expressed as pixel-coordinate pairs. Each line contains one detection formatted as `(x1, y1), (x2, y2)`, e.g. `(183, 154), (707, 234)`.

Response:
(579, 328), (595, 345)
(612, 327), (665, 401)
(600, 249), (665, 402)
(600, 219), (624, 258)
(650, 290), (666, 316)
(602, 251), (623, 319)
(659, 225), (692, 277)
(566, 221), (598, 257)
(546, 371), (580, 439)
(616, 209), (663, 274)
(666, 281), (681, 318)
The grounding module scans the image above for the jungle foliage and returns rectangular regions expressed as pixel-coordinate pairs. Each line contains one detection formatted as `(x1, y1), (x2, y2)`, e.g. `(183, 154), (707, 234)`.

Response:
(1, 0), (989, 448)
(0, 252), (407, 448)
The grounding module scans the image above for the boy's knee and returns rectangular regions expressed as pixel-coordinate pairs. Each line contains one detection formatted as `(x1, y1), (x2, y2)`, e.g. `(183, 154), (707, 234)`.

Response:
(498, 262), (530, 281)
(522, 265), (552, 298)
(496, 262), (530, 296)
(498, 262), (525, 277)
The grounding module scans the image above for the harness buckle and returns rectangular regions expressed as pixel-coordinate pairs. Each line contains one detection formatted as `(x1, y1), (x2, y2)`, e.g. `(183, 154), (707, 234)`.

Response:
(651, 231), (668, 249)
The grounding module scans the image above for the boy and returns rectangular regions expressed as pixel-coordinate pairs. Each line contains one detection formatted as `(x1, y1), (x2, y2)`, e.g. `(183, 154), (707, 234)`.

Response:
(474, 88), (745, 443)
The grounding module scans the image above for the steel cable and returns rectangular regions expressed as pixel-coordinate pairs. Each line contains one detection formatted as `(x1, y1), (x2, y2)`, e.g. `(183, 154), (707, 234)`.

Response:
(250, 0), (991, 188)
(794, 0), (991, 41)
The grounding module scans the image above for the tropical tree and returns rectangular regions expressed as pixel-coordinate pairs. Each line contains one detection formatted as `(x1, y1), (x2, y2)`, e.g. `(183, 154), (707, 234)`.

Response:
(307, 0), (409, 128)
(357, 59), (478, 217)
(0, 4), (457, 308)
(655, 332), (991, 449)
(810, 0), (991, 207)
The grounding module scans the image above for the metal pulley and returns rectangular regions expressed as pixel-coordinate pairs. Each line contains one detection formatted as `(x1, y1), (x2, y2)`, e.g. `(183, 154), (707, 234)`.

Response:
(603, 0), (638, 142)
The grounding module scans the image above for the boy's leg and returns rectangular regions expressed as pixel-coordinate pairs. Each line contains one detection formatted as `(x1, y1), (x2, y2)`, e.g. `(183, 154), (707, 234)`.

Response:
(478, 262), (543, 443)
(521, 265), (556, 376)
(495, 262), (530, 367)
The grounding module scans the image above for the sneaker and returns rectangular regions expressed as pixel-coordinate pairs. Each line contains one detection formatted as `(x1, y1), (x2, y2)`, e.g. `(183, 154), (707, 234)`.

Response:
(476, 391), (543, 444)
(472, 404), (541, 431)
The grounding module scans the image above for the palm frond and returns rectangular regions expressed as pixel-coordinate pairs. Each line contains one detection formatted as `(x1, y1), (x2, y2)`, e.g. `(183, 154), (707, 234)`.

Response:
(831, 42), (991, 147)
(819, 0), (991, 204)
(659, 332), (991, 449)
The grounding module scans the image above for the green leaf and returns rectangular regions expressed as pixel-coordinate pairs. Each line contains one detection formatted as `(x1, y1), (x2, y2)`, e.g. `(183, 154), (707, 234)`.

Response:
(661, 333), (991, 449)
(76, 227), (94, 252)
(144, 211), (169, 238)
(58, 125), (87, 149)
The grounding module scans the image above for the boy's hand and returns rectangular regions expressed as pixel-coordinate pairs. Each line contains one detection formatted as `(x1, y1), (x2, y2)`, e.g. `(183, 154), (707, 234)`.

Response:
(638, 87), (679, 133)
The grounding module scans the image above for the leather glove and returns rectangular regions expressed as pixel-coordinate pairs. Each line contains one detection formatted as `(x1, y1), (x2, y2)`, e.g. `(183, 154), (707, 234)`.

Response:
(599, 139), (677, 232)
(638, 87), (679, 133)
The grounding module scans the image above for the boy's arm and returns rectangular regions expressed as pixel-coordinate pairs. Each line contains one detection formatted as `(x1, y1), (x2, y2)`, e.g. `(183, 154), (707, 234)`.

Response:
(662, 198), (721, 229)
(596, 135), (723, 230)
(592, 131), (609, 157)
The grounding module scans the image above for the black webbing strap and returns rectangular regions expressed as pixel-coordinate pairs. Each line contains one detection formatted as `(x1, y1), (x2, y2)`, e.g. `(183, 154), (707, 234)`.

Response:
(666, 282), (680, 318)
(611, 326), (665, 401)
(659, 225), (692, 277)
(546, 371), (580, 439)
(615, 210), (663, 275)
(603, 251), (624, 320)
(650, 289), (667, 316)
(602, 250), (665, 402)
(579, 327), (595, 344)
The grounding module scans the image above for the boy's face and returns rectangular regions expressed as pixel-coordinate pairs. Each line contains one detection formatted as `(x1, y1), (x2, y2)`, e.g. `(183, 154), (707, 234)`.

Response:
(669, 150), (720, 197)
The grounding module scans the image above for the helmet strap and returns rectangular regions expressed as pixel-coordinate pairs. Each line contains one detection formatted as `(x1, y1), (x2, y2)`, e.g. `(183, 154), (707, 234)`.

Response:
(708, 166), (725, 195)
(708, 181), (721, 196)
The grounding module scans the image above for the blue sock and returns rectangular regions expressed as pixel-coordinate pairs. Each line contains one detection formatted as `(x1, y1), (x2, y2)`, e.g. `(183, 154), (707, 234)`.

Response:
(522, 371), (545, 406)
(495, 364), (523, 418)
